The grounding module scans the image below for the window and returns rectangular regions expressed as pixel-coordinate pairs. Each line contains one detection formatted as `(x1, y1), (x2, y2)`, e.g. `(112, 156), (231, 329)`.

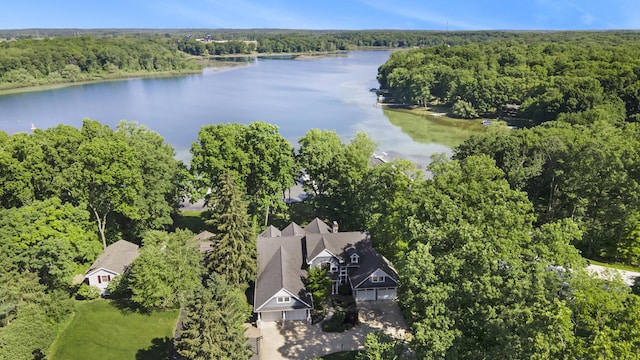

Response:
(371, 275), (385, 283)
(350, 254), (359, 264)
(277, 296), (291, 304)
(330, 265), (338, 272)
(97, 275), (111, 284)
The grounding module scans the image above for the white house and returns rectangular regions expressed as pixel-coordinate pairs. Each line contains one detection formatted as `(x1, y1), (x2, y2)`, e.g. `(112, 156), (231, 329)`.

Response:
(84, 240), (139, 295)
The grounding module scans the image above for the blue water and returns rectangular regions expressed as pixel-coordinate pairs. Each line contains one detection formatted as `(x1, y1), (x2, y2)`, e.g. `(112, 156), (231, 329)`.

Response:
(0, 51), (450, 164)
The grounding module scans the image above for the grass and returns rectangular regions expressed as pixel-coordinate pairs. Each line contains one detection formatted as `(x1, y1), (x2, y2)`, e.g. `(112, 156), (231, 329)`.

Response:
(48, 299), (179, 360)
(586, 258), (640, 273)
(383, 106), (485, 148)
(321, 351), (360, 360)
(172, 209), (210, 233)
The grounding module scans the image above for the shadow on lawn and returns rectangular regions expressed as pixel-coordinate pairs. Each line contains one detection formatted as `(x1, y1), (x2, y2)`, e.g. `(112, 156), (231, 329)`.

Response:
(136, 337), (172, 360)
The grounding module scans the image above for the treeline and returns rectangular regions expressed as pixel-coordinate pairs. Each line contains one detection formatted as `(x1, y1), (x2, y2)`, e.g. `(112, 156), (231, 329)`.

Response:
(378, 31), (640, 123)
(0, 36), (200, 89)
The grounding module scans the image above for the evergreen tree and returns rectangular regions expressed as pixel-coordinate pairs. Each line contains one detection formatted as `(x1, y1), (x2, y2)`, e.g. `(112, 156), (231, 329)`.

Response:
(206, 171), (257, 288)
(176, 274), (252, 360)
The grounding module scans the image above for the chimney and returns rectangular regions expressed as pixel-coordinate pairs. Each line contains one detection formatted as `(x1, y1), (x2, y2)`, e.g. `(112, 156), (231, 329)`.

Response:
(332, 221), (339, 233)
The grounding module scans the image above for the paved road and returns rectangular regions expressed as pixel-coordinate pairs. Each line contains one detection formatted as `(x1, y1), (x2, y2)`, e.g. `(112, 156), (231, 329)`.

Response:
(587, 264), (640, 286)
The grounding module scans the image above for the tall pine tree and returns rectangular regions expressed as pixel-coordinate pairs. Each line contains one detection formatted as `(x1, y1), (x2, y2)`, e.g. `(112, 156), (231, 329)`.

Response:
(206, 171), (257, 288)
(176, 274), (252, 360)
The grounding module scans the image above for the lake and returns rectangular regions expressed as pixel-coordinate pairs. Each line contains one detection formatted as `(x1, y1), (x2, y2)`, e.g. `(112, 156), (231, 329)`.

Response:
(0, 51), (454, 165)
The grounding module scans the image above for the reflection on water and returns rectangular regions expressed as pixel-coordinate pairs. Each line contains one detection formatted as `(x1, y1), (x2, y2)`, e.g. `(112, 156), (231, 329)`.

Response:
(0, 51), (474, 166)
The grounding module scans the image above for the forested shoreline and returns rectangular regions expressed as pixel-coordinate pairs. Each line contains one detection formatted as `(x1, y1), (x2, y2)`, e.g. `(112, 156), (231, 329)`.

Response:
(5, 29), (640, 92)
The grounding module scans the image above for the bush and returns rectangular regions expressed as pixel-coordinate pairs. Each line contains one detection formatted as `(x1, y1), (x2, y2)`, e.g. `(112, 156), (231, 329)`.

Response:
(338, 284), (352, 296)
(452, 100), (479, 119)
(321, 307), (357, 333)
(76, 283), (101, 300)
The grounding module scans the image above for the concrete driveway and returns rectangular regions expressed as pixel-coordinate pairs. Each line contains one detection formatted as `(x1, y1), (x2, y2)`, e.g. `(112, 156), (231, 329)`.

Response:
(246, 301), (409, 360)
(587, 264), (640, 286)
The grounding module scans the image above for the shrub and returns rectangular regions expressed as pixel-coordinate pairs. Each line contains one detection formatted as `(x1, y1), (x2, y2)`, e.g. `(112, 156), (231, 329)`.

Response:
(321, 309), (346, 332)
(338, 284), (352, 296)
(76, 283), (101, 300)
(452, 100), (479, 119)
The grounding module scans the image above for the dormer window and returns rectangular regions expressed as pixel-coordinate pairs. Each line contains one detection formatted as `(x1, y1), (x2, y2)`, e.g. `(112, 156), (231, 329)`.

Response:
(371, 275), (385, 283)
(350, 253), (359, 264)
(277, 296), (291, 303)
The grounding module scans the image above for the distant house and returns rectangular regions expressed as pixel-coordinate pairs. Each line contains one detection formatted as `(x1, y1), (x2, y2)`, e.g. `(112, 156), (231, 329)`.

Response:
(84, 240), (139, 295)
(193, 230), (216, 253)
(254, 218), (399, 326)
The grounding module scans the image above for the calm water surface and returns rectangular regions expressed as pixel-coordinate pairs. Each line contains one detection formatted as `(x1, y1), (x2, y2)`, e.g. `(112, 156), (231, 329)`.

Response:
(0, 51), (451, 165)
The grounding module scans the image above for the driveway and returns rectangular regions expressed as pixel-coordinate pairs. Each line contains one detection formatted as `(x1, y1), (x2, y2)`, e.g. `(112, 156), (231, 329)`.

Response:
(587, 264), (640, 286)
(245, 301), (409, 360)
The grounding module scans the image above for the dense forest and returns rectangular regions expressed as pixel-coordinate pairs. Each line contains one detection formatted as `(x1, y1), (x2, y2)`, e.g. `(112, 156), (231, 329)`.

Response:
(377, 31), (640, 123)
(0, 36), (201, 90)
(3, 30), (640, 359)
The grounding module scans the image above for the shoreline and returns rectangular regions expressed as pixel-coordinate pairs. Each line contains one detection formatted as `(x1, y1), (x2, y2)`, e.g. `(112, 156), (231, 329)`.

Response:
(0, 48), (398, 97)
(0, 69), (203, 97)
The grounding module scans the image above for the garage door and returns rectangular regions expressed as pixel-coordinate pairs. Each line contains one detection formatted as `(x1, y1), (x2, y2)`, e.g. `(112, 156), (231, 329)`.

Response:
(260, 311), (282, 322)
(377, 288), (397, 300)
(355, 289), (376, 301)
(284, 309), (308, 321)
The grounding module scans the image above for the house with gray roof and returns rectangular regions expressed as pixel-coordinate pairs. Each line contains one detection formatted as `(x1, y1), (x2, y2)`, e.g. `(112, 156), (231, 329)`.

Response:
(84, 240), (139, 295)
(254, 218), (398, 325)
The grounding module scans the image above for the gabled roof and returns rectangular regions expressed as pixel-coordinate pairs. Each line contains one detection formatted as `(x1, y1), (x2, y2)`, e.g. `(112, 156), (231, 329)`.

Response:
(255, 235), (311, 311)
(304, 218), (332, 234)
(260, 225), (281, 238)
(348, 240), (399, 288)
(86, 240), (139, 276)
(281, 222), (305, 237)
(306, 232), (367, 264)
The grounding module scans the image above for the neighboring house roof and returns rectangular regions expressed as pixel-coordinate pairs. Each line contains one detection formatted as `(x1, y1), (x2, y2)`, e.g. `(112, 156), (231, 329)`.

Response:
(193, 230), (215, 253)
(86, 240), (139, 276)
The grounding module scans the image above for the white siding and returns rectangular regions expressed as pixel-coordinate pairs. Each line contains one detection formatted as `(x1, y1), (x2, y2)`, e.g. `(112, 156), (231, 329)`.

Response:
(84, 269), (118, 295)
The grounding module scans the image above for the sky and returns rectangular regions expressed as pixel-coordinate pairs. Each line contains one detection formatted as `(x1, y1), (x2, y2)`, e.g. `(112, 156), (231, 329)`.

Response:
(1, 0), (639, 30)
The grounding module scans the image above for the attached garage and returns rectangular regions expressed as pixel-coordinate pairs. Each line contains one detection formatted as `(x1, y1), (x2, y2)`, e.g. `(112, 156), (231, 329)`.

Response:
(355, 288), (397, 301)
(260, 311), (283, 322)
(284, 309), (308, 321)
(376, 288), (397, 300)
(355, 288), (377, 301)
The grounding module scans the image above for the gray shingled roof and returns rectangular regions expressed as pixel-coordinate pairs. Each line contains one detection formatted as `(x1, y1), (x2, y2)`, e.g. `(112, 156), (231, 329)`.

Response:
(87, 240), (139, 275)
(254, 221), (399, 314)
(304, 218), (332, 234)
(348, 240), (399, 289)
(306, 232), (367, 264)
(260, 225), (281, 238)
(281, 222), (305, 236)
(255, 235), (311, 310)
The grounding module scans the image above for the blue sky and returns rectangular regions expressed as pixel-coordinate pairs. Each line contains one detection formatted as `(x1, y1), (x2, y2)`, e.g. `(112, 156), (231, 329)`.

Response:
(1, 0), (639, 30)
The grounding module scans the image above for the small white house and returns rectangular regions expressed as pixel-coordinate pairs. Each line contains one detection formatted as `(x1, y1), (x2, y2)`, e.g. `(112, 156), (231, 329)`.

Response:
(84, 240), (139, 295)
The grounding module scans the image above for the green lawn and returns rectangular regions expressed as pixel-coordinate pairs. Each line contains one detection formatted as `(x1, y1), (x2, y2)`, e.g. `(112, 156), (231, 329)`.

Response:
(173, 209), (210, 233)
(49, 299), (179, 360)
(383, 107), (484, 148)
